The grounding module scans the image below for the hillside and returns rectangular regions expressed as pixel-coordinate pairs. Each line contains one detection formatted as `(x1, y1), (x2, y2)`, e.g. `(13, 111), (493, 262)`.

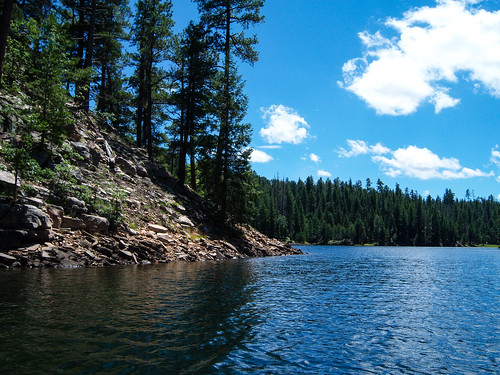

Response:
(0, 96), (301, 268)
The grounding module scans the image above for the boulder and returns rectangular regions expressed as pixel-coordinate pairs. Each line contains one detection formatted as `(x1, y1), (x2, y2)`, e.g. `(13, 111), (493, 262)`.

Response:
(0, 228), (51, 249)
(47, 205), (64, 229)
(116, 157), (137, 176)
(0, 170), (16, 191)
(89, 147), (102, 166)
(65, 196), (87, 214)
(177, 215), (194, 227)
(0, 252), (17, 265)
(156, 233), (171, 244)
(147, 223), (169, 233)
(126, 199), (141, 209)
(81, 214), (109, 233)
(136, 165), (148, 177)
(71, 141), (91, 162)
(119, 249), (135, 262)
(0, 203), (52, 230)
(61, 216), (86, 230)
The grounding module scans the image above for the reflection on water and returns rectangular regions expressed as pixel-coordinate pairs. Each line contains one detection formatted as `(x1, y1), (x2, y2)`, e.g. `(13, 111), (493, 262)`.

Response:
(0, 260), (258, 374)
(1, 247), (499, 374)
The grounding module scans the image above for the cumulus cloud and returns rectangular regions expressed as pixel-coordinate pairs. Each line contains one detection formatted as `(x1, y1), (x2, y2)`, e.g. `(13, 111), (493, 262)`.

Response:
(372, 145), (493, 180)
(260, 105), (309, 144)
(337, 139), (390, 157)
(310, 153), (321, 162)
(490, 145), (500, 166)
(340, 0), (500, 115)
(250, 149), (274, 163)
(318, 170), (332, 177)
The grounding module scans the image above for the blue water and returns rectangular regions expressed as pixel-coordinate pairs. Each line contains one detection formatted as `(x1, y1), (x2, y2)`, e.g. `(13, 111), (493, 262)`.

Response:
(0, 246), (499, 374)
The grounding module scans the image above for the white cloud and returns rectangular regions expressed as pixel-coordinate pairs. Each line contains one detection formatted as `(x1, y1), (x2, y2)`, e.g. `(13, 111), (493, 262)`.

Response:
(260, 105), (309, 144)
(337, 140), (370, 157)
(258, 145), (282, 149)
(340, 0), (500, 115)
(490, 145), (500, 166)
(310, 153), (321, 162)
(372, 145), (493, 180)
(337, 139), (390, 157)
(250, 149), (273, 163)
(318, 170), (332, 177)
(370, 142), (391, 155)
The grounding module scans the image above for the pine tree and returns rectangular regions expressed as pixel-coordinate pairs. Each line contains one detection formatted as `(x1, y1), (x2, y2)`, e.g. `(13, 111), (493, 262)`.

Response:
(194, 0), (264, 214)
(198, 66), (254, 221)
(169, 22), (216, 188)
(130, 0), (173, 159)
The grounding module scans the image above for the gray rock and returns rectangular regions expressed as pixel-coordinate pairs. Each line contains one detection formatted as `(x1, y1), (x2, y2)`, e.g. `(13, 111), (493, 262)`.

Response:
(71, 141), (91, 161)
(85, 250), (96, 259)
(19, 197), (44, 208)
(0, 228), (51, 249)
(33, 185), (51, 200)
(136, 165), (148, 177)
(0, 252), (16, 265)
(61, 216), (86, 230)
(0, 170), (16, 190)
(89, 147), (102, 166)
(0, 204), (52, 230)
(47, 205), (64, 229)
(81, 214), (109, 233)
(116, 157), (137, 176)
(41, 250), (52, 259)
(147, 223), (169, 233)
(95, 245), (113, 257)
(118, 249), (134, 261)
(177, 215), (194, 227)
(65, 196), (87, 214)
(156, 233), (170, 243)
(126, 199), (141, 209)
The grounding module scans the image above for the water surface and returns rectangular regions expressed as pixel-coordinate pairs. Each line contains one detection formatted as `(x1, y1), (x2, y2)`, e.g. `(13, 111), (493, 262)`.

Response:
(1, 246), (499, 374)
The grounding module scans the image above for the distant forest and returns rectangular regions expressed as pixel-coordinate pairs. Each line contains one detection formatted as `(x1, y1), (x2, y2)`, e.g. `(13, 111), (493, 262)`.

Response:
(252, 176), (500, 246)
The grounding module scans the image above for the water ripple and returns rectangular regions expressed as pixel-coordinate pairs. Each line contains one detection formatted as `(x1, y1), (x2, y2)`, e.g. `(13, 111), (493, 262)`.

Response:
(0, 247), (499, 374)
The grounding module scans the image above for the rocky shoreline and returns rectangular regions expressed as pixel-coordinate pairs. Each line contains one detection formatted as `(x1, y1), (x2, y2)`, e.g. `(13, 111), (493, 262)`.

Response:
(0, 215), (300, 269)
(0, 104), (301, 269)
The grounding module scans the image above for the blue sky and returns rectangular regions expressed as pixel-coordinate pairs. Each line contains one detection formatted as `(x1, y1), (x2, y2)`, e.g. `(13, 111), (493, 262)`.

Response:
(173, 0), (500, 200)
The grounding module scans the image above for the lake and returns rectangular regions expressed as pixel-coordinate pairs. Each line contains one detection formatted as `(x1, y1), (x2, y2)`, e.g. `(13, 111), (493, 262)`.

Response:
(1, 246), (499, 374)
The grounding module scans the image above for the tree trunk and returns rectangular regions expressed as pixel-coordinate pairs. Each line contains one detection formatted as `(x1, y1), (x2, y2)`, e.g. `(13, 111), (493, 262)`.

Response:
(82, 0), (96, 112)
(177, 60), (187, 183)
(145, 51), (153, 160)
(190, 150), (197, 191)
(214, 0), (231, 214)
(97, 63), (106, 111)
(0, 0), (14, 88)
(75, 0), (86, 99)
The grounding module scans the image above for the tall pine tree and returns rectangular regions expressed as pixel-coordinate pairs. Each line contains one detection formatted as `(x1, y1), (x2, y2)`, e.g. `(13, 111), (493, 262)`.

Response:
(193, 0), (264, 216)
(130, 0), (173, 159)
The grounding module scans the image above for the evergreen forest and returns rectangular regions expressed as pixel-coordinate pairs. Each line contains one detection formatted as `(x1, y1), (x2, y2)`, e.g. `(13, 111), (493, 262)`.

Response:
(253, 177), (500, 246)
(1, 0), (500, 246)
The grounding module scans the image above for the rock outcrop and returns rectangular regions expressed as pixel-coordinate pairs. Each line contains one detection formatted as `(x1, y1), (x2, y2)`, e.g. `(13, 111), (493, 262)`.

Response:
(0, 98), (302, 268)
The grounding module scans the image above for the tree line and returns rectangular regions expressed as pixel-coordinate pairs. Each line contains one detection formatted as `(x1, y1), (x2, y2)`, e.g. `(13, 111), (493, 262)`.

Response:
(252, 176), (500, 246)
(0, 0), (263, 221)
